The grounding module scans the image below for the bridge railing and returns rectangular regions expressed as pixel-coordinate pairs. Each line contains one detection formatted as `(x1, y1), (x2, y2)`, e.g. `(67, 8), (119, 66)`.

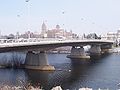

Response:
(0, 38), (114, 46)
(0, 38), (58, 43)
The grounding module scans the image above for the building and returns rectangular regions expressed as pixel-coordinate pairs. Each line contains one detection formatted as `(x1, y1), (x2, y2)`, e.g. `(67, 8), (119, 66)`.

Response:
(40, 22), (78, 39)
(47, 25), (65, 38)
(106, 29), (120, 46)
(107, 30), (120, 41)
(41, 22), (47, 38)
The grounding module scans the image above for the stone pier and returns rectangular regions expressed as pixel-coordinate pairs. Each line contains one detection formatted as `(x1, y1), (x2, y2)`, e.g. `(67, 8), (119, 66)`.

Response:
(101, 44), (113, 54)
(67, 46), (90, 59)
(25, 51), (55, 71)
(89, 45), (101, 55)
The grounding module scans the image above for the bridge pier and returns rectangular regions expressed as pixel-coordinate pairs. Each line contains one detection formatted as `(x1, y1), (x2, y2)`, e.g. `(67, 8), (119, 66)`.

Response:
(89, 45), (101, 55)
(101, 44), (113, 54)
(67, 46), (90, 59)
(25, 51), (55, 71)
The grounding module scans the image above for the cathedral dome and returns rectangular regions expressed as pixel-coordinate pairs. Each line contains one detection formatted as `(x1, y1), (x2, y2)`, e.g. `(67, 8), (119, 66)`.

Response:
(56, 25), (60, 30)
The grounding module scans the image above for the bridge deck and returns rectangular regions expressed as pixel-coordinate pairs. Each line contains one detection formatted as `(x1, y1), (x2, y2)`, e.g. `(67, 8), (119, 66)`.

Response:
(0, 39), (113, 52)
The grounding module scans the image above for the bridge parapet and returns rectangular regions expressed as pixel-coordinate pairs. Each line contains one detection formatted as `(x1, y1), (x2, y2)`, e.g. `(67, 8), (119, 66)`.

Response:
(0, 38), (114, 53)
(0, 38), (114, 44)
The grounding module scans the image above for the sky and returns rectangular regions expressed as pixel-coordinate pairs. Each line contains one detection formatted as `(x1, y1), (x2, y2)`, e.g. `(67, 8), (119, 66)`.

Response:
(0, 0), (120, 35)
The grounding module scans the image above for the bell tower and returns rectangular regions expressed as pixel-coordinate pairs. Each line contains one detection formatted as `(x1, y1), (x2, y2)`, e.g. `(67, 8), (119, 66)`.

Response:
(41, 22), (47, 38)
(41, 22), (47, 34)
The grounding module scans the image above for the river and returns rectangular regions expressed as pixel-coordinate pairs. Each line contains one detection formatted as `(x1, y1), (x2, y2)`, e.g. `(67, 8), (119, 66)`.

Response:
(0, 53), (120, 90)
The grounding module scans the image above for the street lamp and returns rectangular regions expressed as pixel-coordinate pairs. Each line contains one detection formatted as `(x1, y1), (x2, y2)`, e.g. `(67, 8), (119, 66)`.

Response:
(25, 0), (30, 39)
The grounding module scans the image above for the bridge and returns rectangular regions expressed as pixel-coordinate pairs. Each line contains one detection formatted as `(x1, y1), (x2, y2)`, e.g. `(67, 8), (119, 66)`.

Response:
(0, 38), (114, 71)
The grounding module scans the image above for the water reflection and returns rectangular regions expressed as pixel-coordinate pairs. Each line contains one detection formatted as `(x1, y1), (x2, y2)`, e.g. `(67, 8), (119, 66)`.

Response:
(0, 69), (27, 86)
(25, 70), (52, 89)
(25, 69), (72, 89)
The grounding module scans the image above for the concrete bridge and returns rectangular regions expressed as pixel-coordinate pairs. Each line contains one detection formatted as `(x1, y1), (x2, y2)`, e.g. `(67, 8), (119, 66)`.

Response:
(0, 38), (113, 71)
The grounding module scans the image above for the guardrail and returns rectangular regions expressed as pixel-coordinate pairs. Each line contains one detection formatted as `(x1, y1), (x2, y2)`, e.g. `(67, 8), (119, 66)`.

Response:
(0, 38), (62, 44)
(0, 38), (111, 44)
(0, 38), (113, 48)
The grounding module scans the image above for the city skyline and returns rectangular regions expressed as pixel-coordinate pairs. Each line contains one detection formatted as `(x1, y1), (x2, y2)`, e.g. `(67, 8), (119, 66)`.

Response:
(0, 0), (120, 35)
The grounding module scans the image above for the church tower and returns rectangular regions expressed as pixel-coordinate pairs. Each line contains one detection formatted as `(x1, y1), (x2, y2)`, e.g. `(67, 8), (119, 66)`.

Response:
(41, 22), (47, 33)
(41, 22), (47, 38)
(56, 24), (60, 30)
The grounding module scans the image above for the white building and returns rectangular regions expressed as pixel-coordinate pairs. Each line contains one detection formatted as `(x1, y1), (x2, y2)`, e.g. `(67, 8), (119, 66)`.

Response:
(106, 30), (120, 46)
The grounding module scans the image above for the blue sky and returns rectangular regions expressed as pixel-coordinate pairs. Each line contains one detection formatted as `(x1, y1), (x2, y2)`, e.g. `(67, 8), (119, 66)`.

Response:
(0, 0), (120, 35)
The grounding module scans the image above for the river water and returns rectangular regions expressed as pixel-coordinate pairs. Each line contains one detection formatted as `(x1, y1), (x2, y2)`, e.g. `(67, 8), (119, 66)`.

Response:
(0, 53), (120, 90)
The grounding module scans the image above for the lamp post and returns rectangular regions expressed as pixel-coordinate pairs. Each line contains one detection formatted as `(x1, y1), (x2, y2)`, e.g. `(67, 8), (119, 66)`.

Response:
(25, 0), (31, 39)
